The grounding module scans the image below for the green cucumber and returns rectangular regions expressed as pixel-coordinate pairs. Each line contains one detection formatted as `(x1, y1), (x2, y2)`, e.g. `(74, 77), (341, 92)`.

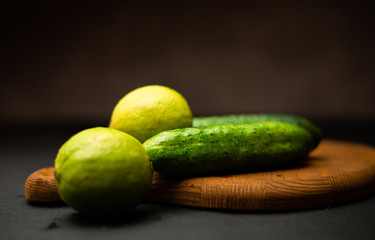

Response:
(193, 114), (322, 150)
(143, 122), (312, 177)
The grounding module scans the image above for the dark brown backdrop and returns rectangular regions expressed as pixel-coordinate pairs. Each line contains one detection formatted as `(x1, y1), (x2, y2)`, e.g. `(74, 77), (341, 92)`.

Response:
(2, 1), (374, 126)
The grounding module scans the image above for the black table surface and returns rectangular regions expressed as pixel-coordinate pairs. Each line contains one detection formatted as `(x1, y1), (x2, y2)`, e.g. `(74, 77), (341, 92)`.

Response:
(1, 122), (375, 240)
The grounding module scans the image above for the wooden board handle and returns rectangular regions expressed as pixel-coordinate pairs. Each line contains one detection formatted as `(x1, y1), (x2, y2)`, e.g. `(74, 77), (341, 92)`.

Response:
(25, 166), (61, 202)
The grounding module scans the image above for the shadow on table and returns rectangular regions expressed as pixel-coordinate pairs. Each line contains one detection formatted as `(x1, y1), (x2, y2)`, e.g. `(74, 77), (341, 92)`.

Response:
(64, 203), (168, 228)
(27, 201), (67, 207)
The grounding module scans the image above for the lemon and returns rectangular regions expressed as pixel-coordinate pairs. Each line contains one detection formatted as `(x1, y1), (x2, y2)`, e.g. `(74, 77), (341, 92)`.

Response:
(109, 85), (193, 143)
(55, 127), (153, 216)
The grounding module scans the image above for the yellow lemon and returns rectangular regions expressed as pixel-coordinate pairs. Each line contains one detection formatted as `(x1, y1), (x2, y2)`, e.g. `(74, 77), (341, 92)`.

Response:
(109, 85), (193, 143)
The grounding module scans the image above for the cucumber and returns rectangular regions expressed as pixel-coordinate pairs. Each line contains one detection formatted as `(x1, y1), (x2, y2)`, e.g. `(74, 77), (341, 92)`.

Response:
(193, 114), (322, 150)
(143, 122), (312, 177)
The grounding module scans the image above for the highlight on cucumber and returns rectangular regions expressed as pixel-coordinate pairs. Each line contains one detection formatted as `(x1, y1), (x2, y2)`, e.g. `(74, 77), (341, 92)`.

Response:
(192, 113), (322, 150)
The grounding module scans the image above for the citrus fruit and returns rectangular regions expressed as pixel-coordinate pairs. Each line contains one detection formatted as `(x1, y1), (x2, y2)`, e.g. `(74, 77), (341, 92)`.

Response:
(109, 85), (193, 143)
(54, 127), (153, 216)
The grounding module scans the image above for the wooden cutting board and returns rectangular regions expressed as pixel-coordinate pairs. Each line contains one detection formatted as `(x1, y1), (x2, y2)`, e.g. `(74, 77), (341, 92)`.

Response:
(25, 140), (375, 211)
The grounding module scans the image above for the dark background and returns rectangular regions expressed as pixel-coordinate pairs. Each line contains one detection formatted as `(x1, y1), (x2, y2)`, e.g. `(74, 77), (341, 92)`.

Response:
(1, 1), (374, 127)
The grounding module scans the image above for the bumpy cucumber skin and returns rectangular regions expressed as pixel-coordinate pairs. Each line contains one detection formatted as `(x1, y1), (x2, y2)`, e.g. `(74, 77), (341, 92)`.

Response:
(193, 114), (322, 150)
(144, 122), (312, 177)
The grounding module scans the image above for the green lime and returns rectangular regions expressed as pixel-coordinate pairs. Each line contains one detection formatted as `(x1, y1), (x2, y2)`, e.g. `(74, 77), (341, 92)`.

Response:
(55, 127), (153, 216)
(109, 85), (193, 143)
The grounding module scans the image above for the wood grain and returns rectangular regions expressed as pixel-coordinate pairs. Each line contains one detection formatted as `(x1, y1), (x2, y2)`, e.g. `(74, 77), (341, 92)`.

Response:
(25, 166), (61, 202)
(25, 140), (375, 211)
